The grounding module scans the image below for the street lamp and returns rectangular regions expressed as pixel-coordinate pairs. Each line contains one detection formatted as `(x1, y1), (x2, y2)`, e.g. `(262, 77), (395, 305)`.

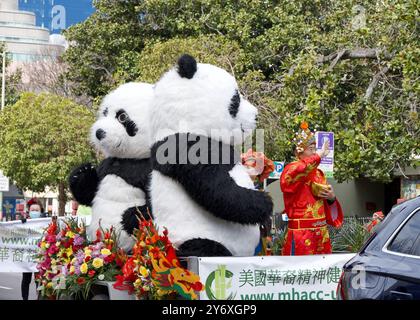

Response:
(1, 50), (6, 111)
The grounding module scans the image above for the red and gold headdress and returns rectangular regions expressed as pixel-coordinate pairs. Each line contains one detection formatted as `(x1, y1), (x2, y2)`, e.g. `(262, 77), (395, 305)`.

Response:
(293, 121), (316, 153)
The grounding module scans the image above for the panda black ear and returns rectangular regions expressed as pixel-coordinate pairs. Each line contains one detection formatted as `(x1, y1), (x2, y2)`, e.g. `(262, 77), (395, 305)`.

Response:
(177, 54), (197, 79)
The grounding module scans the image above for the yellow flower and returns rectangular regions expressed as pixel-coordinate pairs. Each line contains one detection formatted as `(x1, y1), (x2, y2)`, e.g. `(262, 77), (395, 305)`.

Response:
(157, 289), (166, 296)
(58, 248), (65, 257)
(92, 258), (104, 269)
(71, 257), (77, 265)
(66, 247), (73, 258)
(45, 243), (50, 248)
(65, 231), (75, 238)
(70, 266), (75, 274)
(139, 241), (146, 248)
(84, 248), (92, 257)
(40, 242), (46, 250)
(134, 279), (142, 287)
(100, 248), (111, 256)
(51, 259), (56, 265)
(80, 263), (88, 274)
(46, 282), (53, 288)
(139, 266), (149, 277)
(55, 241), (61, 247)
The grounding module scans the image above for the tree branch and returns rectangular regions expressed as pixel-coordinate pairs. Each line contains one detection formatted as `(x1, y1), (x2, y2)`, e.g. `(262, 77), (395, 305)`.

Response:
(364, 65), (390, 100)
(316, 48), (392, 64)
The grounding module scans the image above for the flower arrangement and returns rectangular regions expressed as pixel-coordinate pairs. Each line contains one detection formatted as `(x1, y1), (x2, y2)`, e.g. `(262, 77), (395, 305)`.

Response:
(62, 226), (126, 300)
(36, 218), (87, 299)
(114, 216), (203, 300)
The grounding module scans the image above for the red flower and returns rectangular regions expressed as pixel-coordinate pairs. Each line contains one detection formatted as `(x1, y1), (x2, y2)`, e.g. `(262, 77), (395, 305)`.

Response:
(88, 270), (96, 278)
(77, 277), (86, 285)
(104, 253), (115, 264)
(95, 229), (102, 242)
(85, 256), (91, 262)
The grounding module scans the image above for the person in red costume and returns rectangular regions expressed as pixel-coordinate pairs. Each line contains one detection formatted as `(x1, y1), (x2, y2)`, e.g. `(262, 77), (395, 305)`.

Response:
(280, 122), (344, 255)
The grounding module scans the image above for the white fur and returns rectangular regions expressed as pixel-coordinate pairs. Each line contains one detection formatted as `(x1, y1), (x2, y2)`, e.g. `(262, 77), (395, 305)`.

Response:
(149, 60), (261, 256)
(88, 175), (146, 251)
(151, 170), (260, 256)
(150, 63), (257, 145)
(91, 82), (154, 159)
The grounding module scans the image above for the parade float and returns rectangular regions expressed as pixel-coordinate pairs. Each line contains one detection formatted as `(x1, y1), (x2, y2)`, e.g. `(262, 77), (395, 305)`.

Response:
(26, 55), (371, 300)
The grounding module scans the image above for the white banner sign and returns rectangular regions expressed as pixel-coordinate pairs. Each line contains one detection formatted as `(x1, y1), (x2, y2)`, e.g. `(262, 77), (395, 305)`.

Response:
(198, 254), (355, 300)
(0, 218), (52, 272)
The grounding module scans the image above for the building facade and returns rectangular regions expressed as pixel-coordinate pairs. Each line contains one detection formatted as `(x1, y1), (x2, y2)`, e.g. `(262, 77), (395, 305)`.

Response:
(0, 0), (65, 61)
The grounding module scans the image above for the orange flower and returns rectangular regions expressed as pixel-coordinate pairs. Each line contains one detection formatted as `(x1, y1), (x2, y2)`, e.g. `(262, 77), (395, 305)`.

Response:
(300, 121), (309, 130)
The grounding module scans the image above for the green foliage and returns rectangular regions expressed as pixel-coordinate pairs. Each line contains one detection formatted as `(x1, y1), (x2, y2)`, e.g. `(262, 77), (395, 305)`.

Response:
(136, 35), (247, 83)
(64, 0), (420, 182)
(0, 93), (96, 194)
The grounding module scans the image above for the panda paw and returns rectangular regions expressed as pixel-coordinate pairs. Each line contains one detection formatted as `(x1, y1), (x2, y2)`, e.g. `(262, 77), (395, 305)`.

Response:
(121, 205), (151, 235)
(68, 163), (98, 206)
(70, 163), (97, 184)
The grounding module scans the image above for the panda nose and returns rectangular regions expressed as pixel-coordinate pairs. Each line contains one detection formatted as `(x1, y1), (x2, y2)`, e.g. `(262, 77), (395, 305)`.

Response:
(96, 129), (106, 141)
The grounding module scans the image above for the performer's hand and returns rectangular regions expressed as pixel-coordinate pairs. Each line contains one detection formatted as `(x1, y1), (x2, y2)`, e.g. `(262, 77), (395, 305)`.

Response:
(317, 140), (330, 158)
(319, 185), (336, 202)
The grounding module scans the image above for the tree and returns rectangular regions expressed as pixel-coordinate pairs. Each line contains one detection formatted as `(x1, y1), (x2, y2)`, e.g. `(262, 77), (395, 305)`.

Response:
(64, 0), (419, 182)
(15, 47), (92, 107)
(0, 93), (96, 215)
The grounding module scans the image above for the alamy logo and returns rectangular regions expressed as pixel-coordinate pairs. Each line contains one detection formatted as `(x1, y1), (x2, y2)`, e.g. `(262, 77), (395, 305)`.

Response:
(52, 5), (66, 31)
(205, 265), (237, 300)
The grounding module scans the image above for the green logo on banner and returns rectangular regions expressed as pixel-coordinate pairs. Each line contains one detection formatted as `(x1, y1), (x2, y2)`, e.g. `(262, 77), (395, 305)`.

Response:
(205, 265), (236, 300)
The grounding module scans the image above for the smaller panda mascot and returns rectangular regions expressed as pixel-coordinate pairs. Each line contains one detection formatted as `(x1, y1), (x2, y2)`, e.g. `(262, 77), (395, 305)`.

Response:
(69, 82), (153, 252)
(149, 55), (273, 257)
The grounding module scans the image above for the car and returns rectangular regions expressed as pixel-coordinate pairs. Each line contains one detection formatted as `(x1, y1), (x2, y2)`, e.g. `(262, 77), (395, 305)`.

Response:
(337, 196), (420, 300)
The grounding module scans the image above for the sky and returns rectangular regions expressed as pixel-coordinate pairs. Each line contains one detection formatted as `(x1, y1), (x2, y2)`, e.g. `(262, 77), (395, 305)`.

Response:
(18, 0), (94, 34)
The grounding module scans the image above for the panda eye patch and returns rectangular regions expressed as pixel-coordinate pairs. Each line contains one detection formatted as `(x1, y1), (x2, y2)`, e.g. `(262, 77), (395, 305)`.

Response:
(116, 109), (138, 137)
(229, 90), (240, 118)
(117, 111), (128, 123)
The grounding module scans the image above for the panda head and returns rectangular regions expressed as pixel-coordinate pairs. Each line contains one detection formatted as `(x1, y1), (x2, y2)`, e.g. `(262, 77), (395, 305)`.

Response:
(151, 54), (258, 145)
(91, 82), (154, 159)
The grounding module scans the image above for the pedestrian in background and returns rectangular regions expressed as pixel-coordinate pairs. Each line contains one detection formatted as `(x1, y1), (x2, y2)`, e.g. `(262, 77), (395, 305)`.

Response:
(20, 198), (44, 300)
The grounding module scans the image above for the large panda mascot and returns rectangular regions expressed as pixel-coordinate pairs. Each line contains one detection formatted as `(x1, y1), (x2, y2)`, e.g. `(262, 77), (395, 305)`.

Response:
(69, 82), (153, 251)
(149, 55), (273, 257)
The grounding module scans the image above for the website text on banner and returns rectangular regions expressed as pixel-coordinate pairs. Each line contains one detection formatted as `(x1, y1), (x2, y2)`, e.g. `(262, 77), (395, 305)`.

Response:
(0, 218), (52, 272)
(198, 254), (355, 300)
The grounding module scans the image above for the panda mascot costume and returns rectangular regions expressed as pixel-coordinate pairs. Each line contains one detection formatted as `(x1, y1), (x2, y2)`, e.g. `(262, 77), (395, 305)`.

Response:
(149, 55), (273, 257)
(69, 82), (153, 252)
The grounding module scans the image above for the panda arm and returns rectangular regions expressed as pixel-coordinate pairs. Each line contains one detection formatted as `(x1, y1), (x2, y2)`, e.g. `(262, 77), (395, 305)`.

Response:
(68, 163), (99, 206)
(157, 163), (273, 224)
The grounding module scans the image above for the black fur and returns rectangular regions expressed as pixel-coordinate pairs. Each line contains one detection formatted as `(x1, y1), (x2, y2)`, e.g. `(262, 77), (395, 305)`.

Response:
(103, 107), (108, 117)
(177, 238), (232, 259)
(121, 205), (152, 235)
(68, 163), (99, 206)
(69, 158), (152, 234)
(229, 90), (240, 118)
(96, 157), (151, 192)
(116, 109), (138, 137)
(152, 133), (273, 225)
(177, 54), (197, 79)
